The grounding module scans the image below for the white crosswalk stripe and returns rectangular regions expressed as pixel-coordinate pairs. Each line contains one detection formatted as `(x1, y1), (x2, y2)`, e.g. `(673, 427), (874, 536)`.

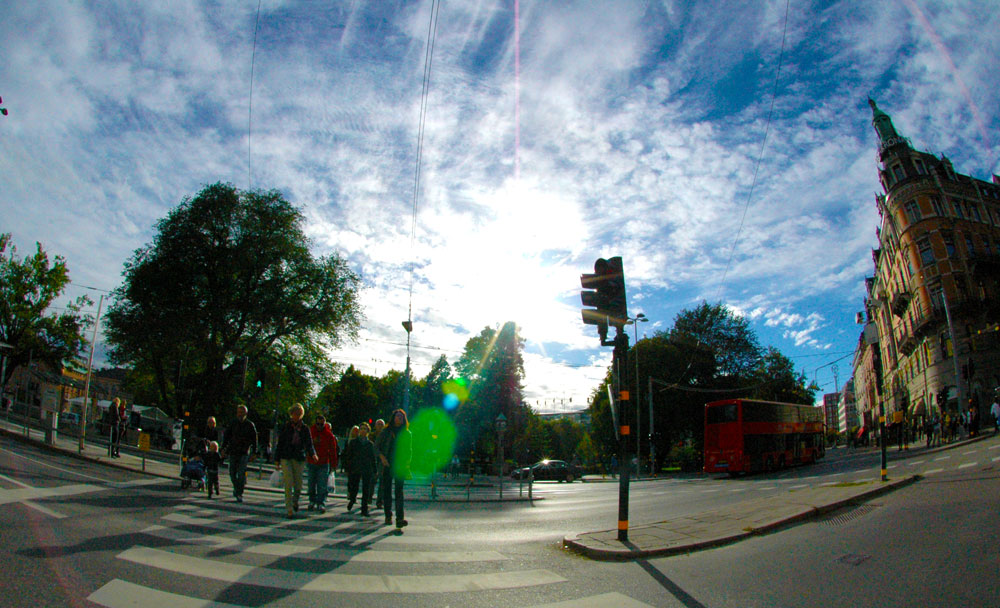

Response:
(84, 493), (660, 606)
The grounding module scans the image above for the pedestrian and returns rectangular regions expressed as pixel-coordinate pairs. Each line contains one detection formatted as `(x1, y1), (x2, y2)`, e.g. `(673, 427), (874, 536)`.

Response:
(221, 404), (257, 503)
(202, 416), (220, 444)
(347, 422), (378, 516)
(307, 413), (338, 514)
(342, 425), (360, 510)
(104, 398), (122, 457)
(203, 441), (223, 499)
(274, 403), (317, 519)
(117, 399), (129, 454)
(372, 418), (386, 509)
(379, 409), (412, 529)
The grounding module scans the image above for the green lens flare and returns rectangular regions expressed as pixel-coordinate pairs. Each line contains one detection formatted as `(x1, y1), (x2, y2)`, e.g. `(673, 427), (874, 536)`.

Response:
(408, 407), (457, 478)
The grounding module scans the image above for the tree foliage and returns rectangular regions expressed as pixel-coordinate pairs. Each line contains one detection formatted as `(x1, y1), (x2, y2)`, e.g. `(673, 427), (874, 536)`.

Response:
(104, 183), (362, 424)
(0, 233), (91, 388)
(453, 322), (528, 457)
(590, 301), (815, 472)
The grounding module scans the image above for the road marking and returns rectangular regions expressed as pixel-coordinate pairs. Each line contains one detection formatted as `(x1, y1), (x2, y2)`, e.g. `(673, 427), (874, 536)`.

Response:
(117, 545), (566, 593)
(0, 483), (104, 505)
(924, 468), (943, 475)
(0, 445), (119, 482)
(988, 444), (1000, 450)
(958, 462), (977, 469)
(531, 592), (655, 607)
(89, 579), (241, 608)
(728, 488), (745, 493)
(789, 484), (808, 489)
(908, 460), (925, 465)
(89, 580), (650, 608)
(962, 450), (977, 455)
(933, 456), (951, 461)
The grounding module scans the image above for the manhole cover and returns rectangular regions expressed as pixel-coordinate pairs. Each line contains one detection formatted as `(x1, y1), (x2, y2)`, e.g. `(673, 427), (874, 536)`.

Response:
(836, 553), (871, 566)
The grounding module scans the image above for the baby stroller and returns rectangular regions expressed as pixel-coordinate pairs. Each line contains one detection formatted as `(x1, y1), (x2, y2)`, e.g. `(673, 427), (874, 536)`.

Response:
(180, 439), (207, 489)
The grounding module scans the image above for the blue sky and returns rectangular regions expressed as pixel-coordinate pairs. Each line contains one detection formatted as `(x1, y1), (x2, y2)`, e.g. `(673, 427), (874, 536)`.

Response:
(2, 1), (998, 412)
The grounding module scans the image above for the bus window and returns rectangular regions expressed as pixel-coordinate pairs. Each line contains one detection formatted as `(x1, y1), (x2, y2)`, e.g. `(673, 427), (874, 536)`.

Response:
(706, 403), (738, 424)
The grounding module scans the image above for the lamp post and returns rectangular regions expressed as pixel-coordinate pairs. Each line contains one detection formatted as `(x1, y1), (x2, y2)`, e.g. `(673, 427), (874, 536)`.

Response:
(627, 313), (647, 474)
(495, 413), (507, 500)
(402, 320), (413, 415)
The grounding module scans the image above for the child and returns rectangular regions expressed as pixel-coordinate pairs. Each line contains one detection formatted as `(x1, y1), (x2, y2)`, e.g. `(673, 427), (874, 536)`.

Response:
(203, 441), (223, 499)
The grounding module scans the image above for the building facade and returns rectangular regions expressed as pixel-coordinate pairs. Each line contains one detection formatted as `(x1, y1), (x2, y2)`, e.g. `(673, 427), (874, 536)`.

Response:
(853, 100), (1000, 429)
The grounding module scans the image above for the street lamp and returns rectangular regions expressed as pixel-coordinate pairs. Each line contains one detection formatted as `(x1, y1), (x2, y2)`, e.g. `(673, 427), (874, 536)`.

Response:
(402, 320), (413, 415)
(495, 413), (507, 500)
(627, 313), (647, 474)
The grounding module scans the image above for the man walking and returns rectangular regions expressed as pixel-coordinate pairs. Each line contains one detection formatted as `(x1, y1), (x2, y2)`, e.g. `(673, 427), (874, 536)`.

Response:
(990, 398), (1000, 436)
(221, 405), (257, 503)
(307, 414), (338, 513)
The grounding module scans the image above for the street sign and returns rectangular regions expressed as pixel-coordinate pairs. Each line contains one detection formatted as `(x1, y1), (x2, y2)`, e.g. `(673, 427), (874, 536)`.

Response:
(138, 432), (151, 452)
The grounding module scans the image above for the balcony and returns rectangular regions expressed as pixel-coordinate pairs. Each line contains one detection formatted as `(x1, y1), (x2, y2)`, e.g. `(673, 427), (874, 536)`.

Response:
(890, 290), (911, 317)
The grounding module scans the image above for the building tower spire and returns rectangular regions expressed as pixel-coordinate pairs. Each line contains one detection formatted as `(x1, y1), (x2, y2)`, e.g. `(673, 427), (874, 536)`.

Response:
(869, 98), (900, 145)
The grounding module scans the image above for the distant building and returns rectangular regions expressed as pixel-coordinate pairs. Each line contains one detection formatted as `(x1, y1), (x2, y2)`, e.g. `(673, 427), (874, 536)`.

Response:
(837, 379), (859, 433)
(537, 410), (591, 427)
(854, 100), (1000, 429)
(822, 393), (840, 432)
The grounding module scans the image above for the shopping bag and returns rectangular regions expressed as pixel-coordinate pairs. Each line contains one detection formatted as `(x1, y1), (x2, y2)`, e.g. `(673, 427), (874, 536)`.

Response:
(269, 469), (283, 488)
(327, 471), (336, 493)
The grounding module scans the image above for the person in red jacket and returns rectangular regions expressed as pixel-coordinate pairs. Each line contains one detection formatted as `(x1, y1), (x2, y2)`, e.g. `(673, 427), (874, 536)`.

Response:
(307, 414), (339, 513)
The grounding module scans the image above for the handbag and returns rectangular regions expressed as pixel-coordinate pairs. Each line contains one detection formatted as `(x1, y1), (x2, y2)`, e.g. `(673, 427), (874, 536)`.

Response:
(268, 469), (283, 487)
(327, 471), (336, 493)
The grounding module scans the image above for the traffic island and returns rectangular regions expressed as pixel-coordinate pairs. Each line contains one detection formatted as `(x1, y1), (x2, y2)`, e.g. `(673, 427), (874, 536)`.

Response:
(562, 475), (921, 561)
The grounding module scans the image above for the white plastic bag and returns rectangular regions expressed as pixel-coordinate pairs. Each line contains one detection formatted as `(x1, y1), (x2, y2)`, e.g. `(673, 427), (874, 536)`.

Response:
(269, 469), (283, 488)
(327, 472), (336, 493)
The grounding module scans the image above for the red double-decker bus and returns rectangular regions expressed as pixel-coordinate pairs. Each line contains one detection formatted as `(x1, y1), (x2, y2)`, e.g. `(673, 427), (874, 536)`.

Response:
(703, 398), (825, 475)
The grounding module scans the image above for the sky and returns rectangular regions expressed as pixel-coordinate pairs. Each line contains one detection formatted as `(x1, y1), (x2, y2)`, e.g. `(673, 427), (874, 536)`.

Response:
(2, 1), (998, 413)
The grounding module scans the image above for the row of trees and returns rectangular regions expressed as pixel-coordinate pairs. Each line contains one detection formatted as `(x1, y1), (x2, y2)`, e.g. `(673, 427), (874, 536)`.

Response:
(588, 302), (815, 471)
(3, 182), (814, 475)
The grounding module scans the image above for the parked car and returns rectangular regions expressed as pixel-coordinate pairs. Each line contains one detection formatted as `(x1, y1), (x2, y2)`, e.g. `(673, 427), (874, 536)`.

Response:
(510, 459), (582, 482)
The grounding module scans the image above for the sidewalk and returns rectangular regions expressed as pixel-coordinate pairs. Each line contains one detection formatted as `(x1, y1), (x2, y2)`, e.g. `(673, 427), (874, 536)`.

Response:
(0, 417), (540, 502)
(564, 431), (998, 560)
(563, 475), (919, 560)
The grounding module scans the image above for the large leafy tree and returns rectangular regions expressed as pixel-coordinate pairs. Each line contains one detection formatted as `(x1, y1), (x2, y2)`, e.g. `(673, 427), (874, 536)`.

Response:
(0, 233), (91, 388)
(104, 183), (362, 423)
(454, 322), (528, 458)
(669, 301), (760, 379)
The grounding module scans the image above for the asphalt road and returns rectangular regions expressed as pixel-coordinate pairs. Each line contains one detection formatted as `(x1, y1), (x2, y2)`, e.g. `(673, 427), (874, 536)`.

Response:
(3, 433), (999, 607)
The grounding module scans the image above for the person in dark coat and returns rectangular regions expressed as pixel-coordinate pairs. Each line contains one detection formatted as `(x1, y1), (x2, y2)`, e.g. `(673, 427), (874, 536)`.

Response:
(379, 409), (412, 529)
(104, 398), (122, 457)
(221, 405), (257, 502)
(346, 422), (378, 516)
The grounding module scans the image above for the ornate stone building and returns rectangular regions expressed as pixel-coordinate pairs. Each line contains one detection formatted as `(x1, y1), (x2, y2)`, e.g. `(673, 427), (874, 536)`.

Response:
(853, 100), (1000, 430)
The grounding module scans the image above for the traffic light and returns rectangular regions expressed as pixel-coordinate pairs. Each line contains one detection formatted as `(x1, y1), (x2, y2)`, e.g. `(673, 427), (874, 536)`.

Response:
(580, 256), (628, 345)
(255, 368), (266, 390)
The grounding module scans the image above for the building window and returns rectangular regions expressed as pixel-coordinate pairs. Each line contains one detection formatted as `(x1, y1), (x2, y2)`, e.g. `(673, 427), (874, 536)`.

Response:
(918, 237), (935, 266)
(942, 232), (956, 257)
(892, 164), (906, 182)
(965, 235), (976, 256)
(953, 200), (965, 219)
(930, 196), (944, 215)
(904, 200), (921, 222)
(914, 158), (927, 175)
(969, 204), (982, 222)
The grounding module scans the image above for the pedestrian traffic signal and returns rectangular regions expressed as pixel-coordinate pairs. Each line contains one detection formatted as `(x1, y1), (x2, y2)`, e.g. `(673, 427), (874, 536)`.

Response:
(581, 256), (628, 345)
(255, 368), (266, 389)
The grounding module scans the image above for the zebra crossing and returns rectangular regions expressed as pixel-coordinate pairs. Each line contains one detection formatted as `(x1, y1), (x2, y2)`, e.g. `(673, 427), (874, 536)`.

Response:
(85, 491), (655, 607)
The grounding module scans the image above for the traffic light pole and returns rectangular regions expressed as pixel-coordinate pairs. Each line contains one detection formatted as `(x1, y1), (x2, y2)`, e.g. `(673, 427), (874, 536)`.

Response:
(614, 329), (631, 542)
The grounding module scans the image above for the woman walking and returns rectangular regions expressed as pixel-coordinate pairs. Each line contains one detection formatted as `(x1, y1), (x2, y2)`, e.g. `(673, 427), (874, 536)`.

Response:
(274, 404), (317, 518)
(378, 409), (412, 529)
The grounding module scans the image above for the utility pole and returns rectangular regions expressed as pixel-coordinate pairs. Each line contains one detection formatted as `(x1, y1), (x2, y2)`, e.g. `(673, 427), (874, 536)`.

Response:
(614, 328), (631, 542)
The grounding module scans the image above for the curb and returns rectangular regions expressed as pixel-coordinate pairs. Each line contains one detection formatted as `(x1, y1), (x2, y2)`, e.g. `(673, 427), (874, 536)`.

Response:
(562, 474), (922, 561)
